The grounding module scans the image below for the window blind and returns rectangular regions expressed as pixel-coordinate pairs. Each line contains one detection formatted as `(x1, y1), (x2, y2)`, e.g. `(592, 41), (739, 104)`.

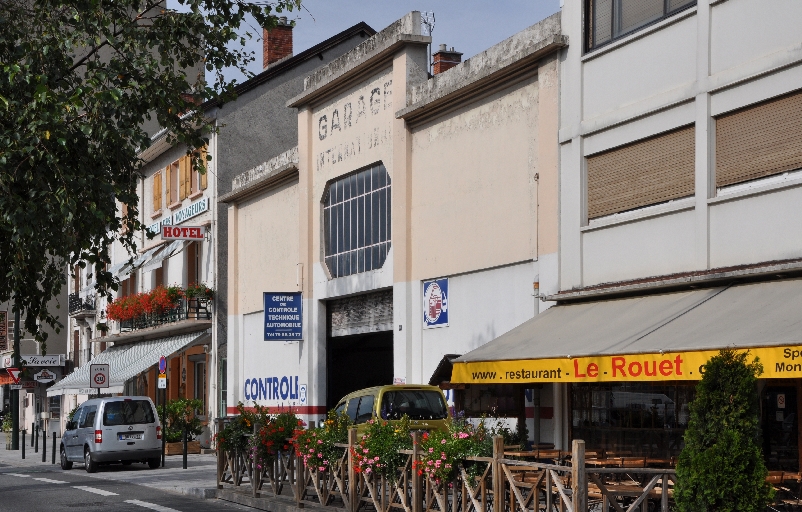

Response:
(716, 90), (802, 188)
(587, 126), (695, 219)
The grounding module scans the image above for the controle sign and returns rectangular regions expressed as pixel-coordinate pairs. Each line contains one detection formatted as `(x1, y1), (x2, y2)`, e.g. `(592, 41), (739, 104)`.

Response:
(264, 292), (302, 341)
(161, 225), (205, 240)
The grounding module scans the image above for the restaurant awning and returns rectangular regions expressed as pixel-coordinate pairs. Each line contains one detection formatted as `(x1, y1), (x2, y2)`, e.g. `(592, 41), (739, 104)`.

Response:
(47, 331), (208, 396)
(452, 278), (802, 384)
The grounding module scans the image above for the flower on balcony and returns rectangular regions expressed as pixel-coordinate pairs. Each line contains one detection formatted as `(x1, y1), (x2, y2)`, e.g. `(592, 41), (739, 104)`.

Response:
(106, 285), (184, 321)
(185, 282), (213, 300)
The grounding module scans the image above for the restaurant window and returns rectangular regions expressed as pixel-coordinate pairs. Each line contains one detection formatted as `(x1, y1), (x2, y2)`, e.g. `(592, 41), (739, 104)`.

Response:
(586, 0), (696, 51)
(460, 384), (521, 418)
(323, 162), (391, 278)
(571, 382), (694, 458)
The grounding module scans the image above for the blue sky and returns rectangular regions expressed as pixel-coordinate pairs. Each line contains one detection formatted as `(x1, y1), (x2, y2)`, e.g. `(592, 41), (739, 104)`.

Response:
(216, 0), (561, 84)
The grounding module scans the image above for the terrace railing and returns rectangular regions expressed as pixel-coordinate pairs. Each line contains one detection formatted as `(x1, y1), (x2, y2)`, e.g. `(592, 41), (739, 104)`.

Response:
(215, 419), (676, 512)
(68, 292), (96, 316)
(118, 298), (211, 332)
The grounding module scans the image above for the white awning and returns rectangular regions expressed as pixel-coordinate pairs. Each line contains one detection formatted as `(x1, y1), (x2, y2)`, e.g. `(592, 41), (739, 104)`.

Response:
(141, 240), (188, 273)
(47, 331), (208, 396)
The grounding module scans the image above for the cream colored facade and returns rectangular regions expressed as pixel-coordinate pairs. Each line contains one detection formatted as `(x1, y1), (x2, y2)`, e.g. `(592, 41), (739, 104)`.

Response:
(224, 12), (563, 432)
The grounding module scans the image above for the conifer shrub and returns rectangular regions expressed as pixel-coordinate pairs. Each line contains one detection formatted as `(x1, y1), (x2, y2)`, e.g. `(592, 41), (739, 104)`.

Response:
(675, 349), (774, 512)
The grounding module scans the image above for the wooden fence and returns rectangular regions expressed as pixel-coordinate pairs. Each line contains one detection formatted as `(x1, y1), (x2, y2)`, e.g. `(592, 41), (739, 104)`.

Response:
(216, 421), (675, 512)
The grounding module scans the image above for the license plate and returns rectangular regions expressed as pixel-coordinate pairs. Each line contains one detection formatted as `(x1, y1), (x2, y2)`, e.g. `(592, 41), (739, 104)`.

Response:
(118, 434), (143, 440)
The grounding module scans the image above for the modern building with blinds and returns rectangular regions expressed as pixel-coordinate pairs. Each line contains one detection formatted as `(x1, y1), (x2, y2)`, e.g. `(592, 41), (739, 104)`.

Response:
(221, 11), (564, 436)
(451, 0), (802, 470)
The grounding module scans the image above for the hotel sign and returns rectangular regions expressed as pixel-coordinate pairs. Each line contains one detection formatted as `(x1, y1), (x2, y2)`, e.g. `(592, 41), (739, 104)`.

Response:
(453, 346), (802, 384)
(2, 354), (65, 367)
(161, 225), (205, 240)
(145, 197), (208, 234)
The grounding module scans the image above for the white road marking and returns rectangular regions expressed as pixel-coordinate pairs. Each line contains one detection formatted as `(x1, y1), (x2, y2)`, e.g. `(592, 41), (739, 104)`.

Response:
(72, 485), (118, 496)
(4, 473), (31, 477)
(125, 500), (183, 512)
(33, 477), (68, 484)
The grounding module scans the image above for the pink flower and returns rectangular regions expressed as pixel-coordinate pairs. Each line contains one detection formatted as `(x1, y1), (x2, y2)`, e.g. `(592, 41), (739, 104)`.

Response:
(318, 439), (323, 444)
(441, 439), (446, 444)
(428, 447), (434, 453)
(374, 457), (380, 461)
(441, 453), (446, 460)
(363, 449), (369, 454)
(319, 466), (326, 471)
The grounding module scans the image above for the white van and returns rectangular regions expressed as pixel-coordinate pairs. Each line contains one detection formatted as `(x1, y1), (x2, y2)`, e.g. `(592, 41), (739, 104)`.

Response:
(60, 396), (162, 473)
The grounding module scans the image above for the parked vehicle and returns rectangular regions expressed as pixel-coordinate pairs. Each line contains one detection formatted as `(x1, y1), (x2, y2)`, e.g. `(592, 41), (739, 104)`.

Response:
(60, 396), (162, 473)
(333, 385), (450, 435)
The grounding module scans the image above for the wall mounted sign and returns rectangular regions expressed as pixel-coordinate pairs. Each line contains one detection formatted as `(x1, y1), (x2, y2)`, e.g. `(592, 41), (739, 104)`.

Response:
(263, 292), (302, 341)
(173, 197), (209, 225)
(2, 354), (65, 367)
(161, 225), (205, 240)
(146, 216), (173, 235)
(453, 346), (802, 384)
(33, 369), (57, 383)
(423, 278), (449, 329)
(0, 311), (7, 352)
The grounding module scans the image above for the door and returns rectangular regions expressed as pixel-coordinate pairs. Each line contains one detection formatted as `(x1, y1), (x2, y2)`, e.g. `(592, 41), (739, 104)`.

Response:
(64, 407), (83, 460)
(764, 386), (799, 471)
(77, 405), (97, 455)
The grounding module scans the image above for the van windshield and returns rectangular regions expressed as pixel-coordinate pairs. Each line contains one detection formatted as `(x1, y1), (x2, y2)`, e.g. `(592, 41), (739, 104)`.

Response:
(103, 400), (156, 426)
(380, 390), (448, 420)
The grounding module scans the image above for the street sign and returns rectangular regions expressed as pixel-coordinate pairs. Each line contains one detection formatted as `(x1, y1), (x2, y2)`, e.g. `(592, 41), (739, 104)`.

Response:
(158, 356), (167, 374)
(90, 363), (110, 389)
(158, 374), (167, 389)
(6, 367), (21, 384)
(11, 381), (36, 390)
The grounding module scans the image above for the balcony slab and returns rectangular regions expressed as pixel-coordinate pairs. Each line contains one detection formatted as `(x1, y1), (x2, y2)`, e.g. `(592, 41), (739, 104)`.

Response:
(93, 319), (212, 346)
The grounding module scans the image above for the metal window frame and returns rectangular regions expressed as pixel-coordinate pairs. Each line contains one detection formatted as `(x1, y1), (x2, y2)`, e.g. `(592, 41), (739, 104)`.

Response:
(585, 0), (697, 52)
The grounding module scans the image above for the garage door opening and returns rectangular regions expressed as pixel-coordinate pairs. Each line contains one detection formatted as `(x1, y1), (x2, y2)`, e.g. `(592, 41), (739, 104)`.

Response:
(326, 331), (393, 409)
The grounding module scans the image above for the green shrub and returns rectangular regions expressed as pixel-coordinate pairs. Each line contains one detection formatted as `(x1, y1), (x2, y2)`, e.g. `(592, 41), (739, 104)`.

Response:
(163, 398), (204, 443)
(675, 349), (774, 512)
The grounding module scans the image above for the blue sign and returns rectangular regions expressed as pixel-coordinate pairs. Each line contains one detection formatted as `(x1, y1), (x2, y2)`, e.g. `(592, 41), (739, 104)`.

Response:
(422, 278), (449, 328)
(158, 356), (167, 374)
(264, 292), (303, 341)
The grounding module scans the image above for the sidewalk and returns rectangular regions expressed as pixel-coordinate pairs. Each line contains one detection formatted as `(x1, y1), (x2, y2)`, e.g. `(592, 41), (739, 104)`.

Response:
(0, 432), (220, 499)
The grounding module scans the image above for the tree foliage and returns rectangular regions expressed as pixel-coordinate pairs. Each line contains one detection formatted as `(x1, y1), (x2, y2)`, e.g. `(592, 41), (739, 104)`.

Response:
(675, 349), (774, 512)
(0, 0), (298, 348)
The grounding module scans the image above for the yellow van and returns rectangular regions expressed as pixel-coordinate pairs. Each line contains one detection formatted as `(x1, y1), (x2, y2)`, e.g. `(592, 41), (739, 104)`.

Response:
(333, 385), (450, 435)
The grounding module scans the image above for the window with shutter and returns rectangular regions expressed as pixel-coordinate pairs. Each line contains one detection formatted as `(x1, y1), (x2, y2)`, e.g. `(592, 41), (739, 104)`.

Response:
(715, 90), (802, 189)
(169, 161), (179, 205)
(199, 146), (208, 190)
(586, 125), (695, 220)
(152, 172), (162, 213)
(179, 156), (188, 200)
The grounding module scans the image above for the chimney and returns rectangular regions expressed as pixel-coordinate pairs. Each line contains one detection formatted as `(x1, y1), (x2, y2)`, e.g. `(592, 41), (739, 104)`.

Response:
(264, 16), (293, 69)
(432, 44), (463, 75)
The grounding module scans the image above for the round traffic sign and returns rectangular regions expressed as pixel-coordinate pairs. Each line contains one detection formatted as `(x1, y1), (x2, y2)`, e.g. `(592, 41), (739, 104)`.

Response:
(159, 356), (167, 374)
(93, 373), (106, 385)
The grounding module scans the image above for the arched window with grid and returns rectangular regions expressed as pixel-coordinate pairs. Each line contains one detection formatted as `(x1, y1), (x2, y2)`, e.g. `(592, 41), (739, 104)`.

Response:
(323, 163), (391, 278)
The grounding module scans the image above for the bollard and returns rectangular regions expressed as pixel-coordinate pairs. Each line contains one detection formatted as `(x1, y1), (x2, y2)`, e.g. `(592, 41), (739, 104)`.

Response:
(21, 430), (25, 459)
(42, 430), (46, 462)
(31, 423), (34, 447)
(52, 432), (56, 464)
(183, 425), (188, 470)
(35, 425), (39, 454)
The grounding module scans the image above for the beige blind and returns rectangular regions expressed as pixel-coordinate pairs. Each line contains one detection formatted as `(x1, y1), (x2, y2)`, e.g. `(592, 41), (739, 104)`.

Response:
(587, 126), (695, 219)
(716, 90), (802, 188)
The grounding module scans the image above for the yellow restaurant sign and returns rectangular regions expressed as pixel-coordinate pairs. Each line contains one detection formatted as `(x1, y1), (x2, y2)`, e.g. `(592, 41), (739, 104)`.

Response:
(452, 346), (802, 384)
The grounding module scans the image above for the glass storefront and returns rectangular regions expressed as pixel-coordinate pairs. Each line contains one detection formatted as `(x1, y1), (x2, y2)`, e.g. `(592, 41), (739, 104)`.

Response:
(571, 382), (695, 458)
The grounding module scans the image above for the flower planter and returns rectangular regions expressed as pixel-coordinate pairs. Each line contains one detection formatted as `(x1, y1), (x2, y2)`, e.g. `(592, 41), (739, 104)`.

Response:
(165, 440), (200, 455)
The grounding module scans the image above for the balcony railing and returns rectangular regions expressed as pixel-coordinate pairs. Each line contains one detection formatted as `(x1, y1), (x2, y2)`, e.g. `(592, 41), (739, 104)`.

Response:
(68, 292), (96, 316)
(118, 298), (211, 332)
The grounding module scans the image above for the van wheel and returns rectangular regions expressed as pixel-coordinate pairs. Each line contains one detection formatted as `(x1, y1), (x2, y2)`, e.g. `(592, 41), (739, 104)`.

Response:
(60, 448), (72, 470)
(84, 448), (98, 473)
(147, 458), (160, 469)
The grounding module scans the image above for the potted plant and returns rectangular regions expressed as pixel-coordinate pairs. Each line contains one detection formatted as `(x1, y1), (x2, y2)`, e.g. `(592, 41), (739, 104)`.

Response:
(185, 283), (213, 301)
(163, 398), (204, 455)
